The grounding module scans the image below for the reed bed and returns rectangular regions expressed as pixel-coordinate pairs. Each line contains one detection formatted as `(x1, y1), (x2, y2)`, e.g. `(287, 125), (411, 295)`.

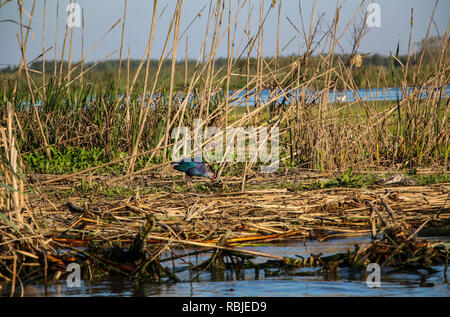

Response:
(1, 178), (448, 295)
(0, 0), (449, 295)
(26, 181), (450, 244)
(1, 0), (448, 174)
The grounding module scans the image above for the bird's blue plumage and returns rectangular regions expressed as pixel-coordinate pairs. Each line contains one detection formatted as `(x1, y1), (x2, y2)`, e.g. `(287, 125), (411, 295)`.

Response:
(172, 160), (198, 172)
(171, 159), (213, 178)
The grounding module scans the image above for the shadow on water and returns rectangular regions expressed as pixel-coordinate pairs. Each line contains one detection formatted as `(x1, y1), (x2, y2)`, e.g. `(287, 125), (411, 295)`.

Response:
(22, 235), (449, 297)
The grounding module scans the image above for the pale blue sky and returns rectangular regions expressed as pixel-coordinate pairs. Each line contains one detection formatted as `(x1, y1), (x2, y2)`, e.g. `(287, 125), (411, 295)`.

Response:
(0, 0), (449, 68)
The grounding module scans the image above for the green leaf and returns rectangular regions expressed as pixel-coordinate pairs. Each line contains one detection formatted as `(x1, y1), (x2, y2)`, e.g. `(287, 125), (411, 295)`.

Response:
(0, 182), (19, 192)
(0, 212), (21, 234)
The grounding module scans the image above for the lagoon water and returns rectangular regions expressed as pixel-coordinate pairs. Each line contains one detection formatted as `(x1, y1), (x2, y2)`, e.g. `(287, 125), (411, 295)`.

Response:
(21, 85), (450, 111)
(23, 235), (449, 297)
(229, 85), (450, 106)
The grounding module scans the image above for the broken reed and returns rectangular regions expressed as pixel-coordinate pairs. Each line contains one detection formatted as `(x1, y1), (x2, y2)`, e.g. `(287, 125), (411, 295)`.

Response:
(0, 102), (25, 223)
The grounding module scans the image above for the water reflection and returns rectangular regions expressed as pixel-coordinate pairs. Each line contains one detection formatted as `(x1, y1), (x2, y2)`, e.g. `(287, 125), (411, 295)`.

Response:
(24, 235), (449, 297)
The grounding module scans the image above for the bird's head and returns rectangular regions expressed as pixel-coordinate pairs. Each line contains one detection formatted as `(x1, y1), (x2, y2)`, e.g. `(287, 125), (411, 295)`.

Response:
(203, 163), (217, 184)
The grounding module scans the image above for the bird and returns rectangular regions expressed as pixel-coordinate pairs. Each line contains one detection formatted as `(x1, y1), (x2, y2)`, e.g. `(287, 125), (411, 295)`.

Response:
(171, 158), (215, 187)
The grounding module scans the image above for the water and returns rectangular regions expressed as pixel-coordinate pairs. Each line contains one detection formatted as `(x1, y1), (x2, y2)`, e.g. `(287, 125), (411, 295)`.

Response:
(229, 85), (450, 106)
(19, 85), (450, 111)
(21, 235), (449, 297)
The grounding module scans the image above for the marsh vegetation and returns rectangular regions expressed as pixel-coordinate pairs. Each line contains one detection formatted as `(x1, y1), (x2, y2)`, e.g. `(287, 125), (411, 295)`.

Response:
(0, 0), (448, 296)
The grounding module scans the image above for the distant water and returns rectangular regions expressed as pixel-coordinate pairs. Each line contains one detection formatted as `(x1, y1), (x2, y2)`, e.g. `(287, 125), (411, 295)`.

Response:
(18, 85), (450, 111)
(230, 85), (450, 106)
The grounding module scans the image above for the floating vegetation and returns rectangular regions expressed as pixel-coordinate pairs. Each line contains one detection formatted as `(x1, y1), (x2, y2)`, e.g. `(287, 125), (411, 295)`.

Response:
(1, 176), (448, 296)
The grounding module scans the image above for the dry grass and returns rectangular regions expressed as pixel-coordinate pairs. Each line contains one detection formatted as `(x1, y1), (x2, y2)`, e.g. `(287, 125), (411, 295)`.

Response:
(21, 176), (450, 245)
